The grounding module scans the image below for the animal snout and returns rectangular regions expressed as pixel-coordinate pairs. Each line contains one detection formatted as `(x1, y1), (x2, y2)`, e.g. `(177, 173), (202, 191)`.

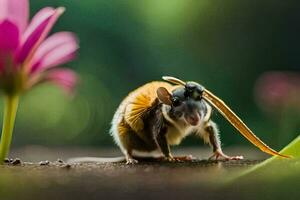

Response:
(185, 114), (200, 126)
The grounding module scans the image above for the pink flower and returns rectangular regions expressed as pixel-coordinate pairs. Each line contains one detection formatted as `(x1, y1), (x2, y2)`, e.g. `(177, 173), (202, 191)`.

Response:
(255, 71), (300, 112)
(0, 0), (78, 95)
(0, 0), (79, 163)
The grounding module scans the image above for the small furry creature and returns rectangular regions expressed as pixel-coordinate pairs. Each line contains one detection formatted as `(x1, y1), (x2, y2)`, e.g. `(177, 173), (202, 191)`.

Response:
(68, 76), (289, 164)
(110, 76), (288, 164)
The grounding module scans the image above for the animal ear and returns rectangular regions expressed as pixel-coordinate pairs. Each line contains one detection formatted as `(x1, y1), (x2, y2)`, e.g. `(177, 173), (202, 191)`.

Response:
(157, 87), (172, 105)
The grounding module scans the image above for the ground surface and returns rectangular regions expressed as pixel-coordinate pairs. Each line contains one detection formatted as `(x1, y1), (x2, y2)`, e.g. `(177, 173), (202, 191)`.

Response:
(0, 146), (287, 200)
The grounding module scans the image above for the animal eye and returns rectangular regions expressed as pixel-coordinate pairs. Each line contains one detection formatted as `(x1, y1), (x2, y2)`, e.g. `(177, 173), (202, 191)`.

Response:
(172, 98), (181, 107)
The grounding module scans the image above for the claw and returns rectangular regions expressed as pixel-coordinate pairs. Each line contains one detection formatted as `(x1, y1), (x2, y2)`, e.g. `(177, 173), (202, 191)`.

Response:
(209, 149), (244, 161)
(173, 155), (195, 161)
(126, 158), (138, 165)
(165, 155), (177, 162)
(164, 155), (195, 162)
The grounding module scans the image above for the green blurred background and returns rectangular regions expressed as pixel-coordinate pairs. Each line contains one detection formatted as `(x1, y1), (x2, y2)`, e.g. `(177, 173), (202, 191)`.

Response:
(3, 0), (300, 150)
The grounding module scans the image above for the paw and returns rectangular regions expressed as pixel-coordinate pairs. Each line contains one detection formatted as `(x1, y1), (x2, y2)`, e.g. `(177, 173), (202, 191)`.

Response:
(174, 155), (195, 161)
(165, 155), (177, 162)
(209, 149), (244, 161)
(126, 158), (138, 165)
(226, 155), (244, 160)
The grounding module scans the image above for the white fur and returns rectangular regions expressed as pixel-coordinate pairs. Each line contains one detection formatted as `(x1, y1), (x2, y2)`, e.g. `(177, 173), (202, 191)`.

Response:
(110, 101), (126, 153)
(162, 105), (202, 145)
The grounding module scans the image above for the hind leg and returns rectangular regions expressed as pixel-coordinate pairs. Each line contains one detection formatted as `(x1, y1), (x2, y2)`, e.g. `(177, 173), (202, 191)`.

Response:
(124, 149), (138, 164)
(119, 128), (159, 164)
(119, 132), (140, 164)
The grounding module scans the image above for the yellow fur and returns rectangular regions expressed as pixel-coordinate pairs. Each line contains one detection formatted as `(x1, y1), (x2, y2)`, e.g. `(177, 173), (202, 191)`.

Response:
(123, 81), (175, 133)
(111, 81), (181, 153)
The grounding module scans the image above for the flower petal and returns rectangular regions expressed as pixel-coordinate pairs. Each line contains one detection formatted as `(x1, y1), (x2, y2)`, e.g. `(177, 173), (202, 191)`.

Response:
(0, 0), (29, 32)
(30, 32), (79, 73)
(0, 20), (20, 72)
(0, 20), (19, 53)
(44, 68), (78, 94)
(16, 7), (65, 65)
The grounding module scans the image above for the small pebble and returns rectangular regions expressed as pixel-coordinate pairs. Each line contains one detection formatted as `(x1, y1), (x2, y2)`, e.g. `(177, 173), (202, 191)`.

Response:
(57, 158), (64, 164)
(62, 164), (71, 169)
(39, 160), (50, 166)
(12, 158), (22, 165)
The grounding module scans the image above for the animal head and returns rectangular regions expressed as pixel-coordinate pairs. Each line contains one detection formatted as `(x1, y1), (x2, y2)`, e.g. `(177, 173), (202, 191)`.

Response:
(157, 79), (206, 126)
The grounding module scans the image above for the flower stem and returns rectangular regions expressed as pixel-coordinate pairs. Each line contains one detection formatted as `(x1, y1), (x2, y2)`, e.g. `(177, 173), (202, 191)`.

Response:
(0, 95), (19, 164)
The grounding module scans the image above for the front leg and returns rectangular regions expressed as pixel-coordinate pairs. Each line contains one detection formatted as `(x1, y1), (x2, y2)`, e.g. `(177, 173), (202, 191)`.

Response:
(147, 107), (175, 162)
(156, 130), (194, 162)
(156, 128), (175, 161)
(203, 121), (243, 160)
(149, 106), (193, 162)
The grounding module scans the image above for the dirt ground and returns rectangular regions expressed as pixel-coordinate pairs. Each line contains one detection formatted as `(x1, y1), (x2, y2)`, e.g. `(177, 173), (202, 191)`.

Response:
(0, 146), (276, 200)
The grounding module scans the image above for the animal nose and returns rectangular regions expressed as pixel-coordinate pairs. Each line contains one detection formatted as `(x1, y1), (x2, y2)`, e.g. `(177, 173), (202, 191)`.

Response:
(185, 114), (199, 126)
